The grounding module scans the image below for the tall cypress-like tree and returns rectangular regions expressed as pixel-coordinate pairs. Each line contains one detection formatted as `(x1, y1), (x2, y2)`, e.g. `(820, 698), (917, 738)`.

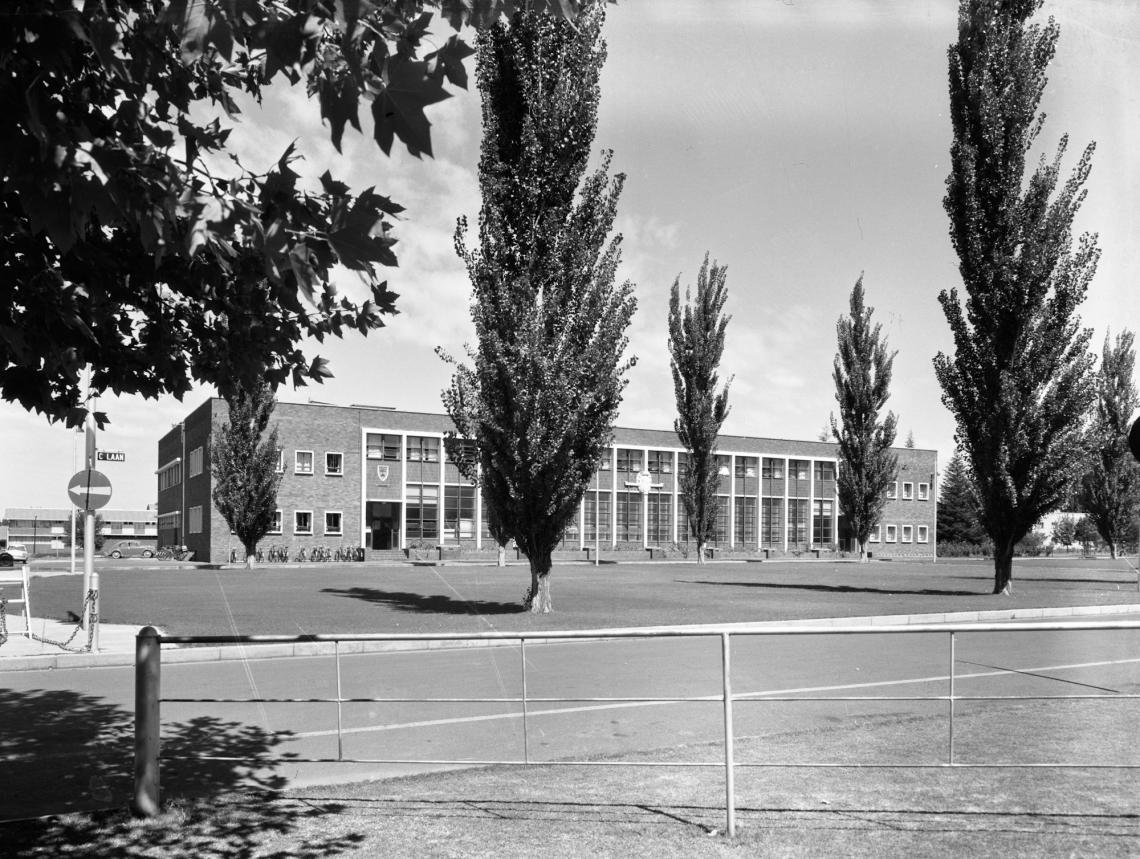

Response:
(937, 449), (986, 545)
(934, 0), (1097, 594)
(442, 1), (636, 613)
(1077, 331), (1140, 559)
(668, 254), (732, 565)
(211, 383), (283, 569)
(830, 276), (897, 562)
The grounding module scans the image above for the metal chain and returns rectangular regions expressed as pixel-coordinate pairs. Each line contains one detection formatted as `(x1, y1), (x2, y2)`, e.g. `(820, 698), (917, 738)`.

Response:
(27, 590), (99, 653)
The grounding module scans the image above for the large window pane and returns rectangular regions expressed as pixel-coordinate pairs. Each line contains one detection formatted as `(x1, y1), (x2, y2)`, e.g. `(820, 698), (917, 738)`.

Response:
(735, 496), (757, 545)
(444, 485), (476, 540)
(647, 492), (672, 544)
(616, 491), (641, 542)
(585, 492), (612, 543)
(407, 483), (439, 540)
(787, 499), (809, 548)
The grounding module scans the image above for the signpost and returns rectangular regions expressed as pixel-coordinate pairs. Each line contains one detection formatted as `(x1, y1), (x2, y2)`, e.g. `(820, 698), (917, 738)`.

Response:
(68, 378), (110, 650)
(97, 450), (126, 463)
(68, 469), (113, 511)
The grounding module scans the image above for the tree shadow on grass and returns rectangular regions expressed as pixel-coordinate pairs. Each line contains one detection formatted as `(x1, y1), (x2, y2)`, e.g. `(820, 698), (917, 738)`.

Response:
(0, 688), (363, 858)
(678, 580), (981, 597)
(320, 587), (525, 615)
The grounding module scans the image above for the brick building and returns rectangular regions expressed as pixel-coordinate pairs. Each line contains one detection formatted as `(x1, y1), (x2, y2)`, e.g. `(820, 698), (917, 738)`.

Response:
(157, 398), (937, 564)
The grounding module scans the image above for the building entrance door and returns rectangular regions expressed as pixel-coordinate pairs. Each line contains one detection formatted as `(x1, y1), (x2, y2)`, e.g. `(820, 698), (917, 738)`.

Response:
(367, 501), (401, 550)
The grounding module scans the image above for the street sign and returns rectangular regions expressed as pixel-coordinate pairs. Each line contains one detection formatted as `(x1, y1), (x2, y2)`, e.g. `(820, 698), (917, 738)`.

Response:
(68, 469), (112, 511)
(97, 450), (126, 462)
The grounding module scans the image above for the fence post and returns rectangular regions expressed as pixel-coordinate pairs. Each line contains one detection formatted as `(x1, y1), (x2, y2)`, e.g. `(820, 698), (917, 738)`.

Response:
(133, 625), (161, 817)
(721, 632), (736, 838)
(947, 630), (956, 766)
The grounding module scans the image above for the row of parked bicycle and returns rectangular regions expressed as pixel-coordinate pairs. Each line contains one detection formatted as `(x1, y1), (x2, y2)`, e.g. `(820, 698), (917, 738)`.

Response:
(229, 545), (366, 563)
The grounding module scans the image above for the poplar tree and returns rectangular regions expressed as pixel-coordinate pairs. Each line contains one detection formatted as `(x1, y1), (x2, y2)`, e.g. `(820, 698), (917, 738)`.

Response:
(442, 1), (636, 613)
(830, 276), (897, 562)
(1076, 331), (1140, 559)
(669, 254), (732, 564)
(934, 0), (1097, 594)
(211, 383), (283, 569)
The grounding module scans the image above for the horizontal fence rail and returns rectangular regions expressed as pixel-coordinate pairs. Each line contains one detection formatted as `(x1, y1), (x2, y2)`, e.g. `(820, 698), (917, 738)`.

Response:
(134, 621), (1140, 836)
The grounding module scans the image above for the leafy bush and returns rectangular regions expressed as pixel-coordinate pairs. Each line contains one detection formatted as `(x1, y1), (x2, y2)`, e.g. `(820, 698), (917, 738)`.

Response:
(936, 540), (992, 558)
(1014, 531), (1051, 557)
(613, 541), (646, 552)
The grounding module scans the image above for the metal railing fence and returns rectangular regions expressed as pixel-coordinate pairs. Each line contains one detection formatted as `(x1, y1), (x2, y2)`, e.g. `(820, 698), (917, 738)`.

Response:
(133, 620), (1140, 836)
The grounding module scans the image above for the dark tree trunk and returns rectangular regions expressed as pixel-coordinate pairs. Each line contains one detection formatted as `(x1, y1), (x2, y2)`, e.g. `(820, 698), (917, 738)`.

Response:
(527, 549), (553, 613)
(243, 540), (257, 569)
(992, 543), (1014, 595)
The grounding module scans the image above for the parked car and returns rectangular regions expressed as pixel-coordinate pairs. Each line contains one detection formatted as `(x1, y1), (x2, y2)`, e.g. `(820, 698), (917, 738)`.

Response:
(106, 540), (155, 559)
(0, 541), (29, 567)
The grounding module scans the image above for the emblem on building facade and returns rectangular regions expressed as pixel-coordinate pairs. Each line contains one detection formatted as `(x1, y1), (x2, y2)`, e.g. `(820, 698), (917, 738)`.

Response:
(376, 465), (389, 483)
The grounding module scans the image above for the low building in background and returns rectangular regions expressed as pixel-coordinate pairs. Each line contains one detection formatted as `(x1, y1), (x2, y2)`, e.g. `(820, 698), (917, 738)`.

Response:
(157, 398), (938, 565)
(0, 507), (157, 556)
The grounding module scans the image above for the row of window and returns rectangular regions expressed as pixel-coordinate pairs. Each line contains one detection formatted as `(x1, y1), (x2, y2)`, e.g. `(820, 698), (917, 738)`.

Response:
(158, 461), (182, 491)
(601, 452), (837, 481)
(269, 509), (343, 536)
(278, 450), (344, 476)
(580, 492), (835, 547)
(887, 481), (930, 502)
(360, 433), (843, 481)
(869, 524), (930, 544)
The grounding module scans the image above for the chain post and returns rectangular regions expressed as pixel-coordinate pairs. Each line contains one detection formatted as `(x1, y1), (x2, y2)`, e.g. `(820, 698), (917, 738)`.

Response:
(90, 572), (100, 652)
(133, 626), (162, 817)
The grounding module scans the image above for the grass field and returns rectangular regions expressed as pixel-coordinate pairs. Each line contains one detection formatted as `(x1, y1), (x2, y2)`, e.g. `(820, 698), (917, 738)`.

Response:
(26, 555), (1140, 637)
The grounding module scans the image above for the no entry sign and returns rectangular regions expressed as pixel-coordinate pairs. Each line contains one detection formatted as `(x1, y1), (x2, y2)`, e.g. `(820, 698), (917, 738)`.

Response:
(68, 469), (112, 511)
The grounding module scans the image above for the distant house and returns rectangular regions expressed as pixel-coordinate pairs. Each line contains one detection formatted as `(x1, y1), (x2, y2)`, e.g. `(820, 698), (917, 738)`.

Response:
(0, 507), (157, 556)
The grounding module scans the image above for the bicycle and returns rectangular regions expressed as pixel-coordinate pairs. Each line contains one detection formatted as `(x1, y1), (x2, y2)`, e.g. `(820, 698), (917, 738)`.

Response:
(295, 546), (307, 562)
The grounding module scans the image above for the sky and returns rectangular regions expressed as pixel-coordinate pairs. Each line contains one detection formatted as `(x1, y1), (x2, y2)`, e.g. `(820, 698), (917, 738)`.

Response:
(2, 0), (1139, 513)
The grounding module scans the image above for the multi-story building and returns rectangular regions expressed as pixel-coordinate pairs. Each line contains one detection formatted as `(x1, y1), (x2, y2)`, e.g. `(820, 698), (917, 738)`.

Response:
(158, 398), (937, 564)
(0, 507), (157, 555)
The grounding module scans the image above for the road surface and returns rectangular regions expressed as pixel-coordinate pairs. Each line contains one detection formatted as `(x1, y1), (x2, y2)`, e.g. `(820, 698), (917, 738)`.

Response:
(2, 622), (1138, 820)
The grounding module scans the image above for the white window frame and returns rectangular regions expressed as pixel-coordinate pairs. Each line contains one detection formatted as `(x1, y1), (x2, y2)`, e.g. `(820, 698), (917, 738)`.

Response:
(887, 482), (898, 500)
(295, 450), (314, 475)
(325, 451), (344, 476)
(917, 525), (929, 543)
(269, 510), (283, 534)
(918, 482), (930, 501)
(869, 525), (881, 543)
(189, 505), (203, 535)
(885, 524), (897, 543)
(294, 510), (313, 535)
(276, 448), (286, 474)
(188, 446), (204, 477)
(325, 510), (343, 536)
(902, 482), (914, 501)
(901, 524), (913, 543)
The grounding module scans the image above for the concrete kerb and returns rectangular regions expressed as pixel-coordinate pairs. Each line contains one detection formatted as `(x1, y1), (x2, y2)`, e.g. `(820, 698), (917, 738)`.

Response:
(3, 602), (1140, 672)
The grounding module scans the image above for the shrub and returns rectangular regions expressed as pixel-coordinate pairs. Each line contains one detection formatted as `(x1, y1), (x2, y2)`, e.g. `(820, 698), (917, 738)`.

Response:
(936, 540), (992, 558)
(1014, 531), (1051, 557)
